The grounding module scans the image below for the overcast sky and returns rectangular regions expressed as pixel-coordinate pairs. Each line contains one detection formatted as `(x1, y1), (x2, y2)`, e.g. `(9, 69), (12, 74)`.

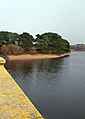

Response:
(0, 0), (85, 44)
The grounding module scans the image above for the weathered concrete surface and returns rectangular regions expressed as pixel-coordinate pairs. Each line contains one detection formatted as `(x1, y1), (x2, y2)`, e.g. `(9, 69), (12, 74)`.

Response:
(0, 58), (44, 119)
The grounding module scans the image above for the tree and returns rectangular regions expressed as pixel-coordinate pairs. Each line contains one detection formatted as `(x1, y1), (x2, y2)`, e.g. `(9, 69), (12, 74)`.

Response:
(35, 32), (70, 54)
(19, 32), (33, 51)
(0, 31), (20, 45)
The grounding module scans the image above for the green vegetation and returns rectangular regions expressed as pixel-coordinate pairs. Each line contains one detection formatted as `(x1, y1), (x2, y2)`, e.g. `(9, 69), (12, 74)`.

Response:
(19, 32), (33, 51)
(0, 31), (70, 55)
(35, 32), (70, 54)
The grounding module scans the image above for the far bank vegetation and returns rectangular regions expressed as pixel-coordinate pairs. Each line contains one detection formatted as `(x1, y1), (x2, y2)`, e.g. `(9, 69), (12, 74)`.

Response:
(0, 31), (70, 55)
(71, 44), (85, 51)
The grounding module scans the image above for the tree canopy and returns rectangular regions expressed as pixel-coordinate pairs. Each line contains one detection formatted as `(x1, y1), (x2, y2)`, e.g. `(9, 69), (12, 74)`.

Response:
(19, 32), (33, 51)
(35, 32), (70, 54)
(0, 31), (70, 55)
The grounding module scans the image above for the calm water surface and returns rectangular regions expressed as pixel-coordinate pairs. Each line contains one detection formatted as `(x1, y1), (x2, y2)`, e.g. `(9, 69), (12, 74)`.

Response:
(5, 52), (85, 119)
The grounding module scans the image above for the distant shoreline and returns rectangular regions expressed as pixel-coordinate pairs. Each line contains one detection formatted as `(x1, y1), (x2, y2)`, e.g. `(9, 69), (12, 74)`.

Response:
(5, 53), (70, 61)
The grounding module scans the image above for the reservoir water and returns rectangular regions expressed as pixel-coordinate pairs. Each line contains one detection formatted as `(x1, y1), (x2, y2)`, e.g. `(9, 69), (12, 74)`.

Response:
(5, 52), (85, 119)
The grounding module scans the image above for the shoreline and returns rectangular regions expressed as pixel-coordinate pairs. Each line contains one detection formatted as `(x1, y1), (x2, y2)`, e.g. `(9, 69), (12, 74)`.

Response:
(5, 53), (70, 61)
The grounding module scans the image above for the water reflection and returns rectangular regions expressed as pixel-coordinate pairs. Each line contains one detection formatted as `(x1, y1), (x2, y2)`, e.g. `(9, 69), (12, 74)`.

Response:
(5, 53), (85, 119)
(5, 58), (65, 87)
(5, 57), (69, 119)
(5, 58), (64, 73)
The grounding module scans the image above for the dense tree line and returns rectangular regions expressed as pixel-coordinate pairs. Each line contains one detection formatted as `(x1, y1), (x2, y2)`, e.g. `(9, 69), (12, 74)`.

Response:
(0, 31), (70, 55)
(0, 32), (33, 50)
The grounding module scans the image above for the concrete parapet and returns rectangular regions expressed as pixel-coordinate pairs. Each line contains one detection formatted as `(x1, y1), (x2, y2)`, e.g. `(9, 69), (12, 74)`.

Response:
(0, 57), (6, 65)
(0, 57), (44, 119)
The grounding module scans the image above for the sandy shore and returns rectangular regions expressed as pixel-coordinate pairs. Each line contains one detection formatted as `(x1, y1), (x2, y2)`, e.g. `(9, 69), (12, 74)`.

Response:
(6, 53), (70, 61)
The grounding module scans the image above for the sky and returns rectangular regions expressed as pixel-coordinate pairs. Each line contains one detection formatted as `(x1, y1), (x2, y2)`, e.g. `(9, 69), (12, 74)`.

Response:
(0, 0), (85, 44)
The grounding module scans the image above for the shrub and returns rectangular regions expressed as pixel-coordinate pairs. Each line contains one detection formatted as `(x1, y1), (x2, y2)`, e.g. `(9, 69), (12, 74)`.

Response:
(1, 44), (24, 55)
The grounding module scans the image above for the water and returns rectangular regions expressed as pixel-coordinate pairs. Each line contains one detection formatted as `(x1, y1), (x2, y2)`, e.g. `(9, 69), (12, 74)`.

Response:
(5, 52), (85, 119)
